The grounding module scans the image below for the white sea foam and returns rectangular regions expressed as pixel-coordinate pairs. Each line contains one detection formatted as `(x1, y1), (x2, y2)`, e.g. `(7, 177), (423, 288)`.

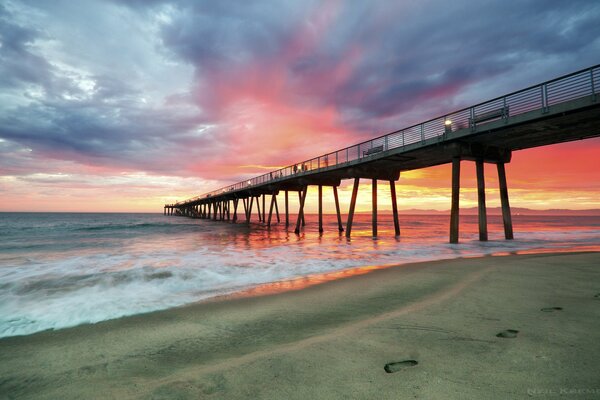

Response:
(0, 213), (598, 338)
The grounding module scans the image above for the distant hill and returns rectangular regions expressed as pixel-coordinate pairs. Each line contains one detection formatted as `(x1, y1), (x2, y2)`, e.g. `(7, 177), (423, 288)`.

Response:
(398, 207), (600, 216)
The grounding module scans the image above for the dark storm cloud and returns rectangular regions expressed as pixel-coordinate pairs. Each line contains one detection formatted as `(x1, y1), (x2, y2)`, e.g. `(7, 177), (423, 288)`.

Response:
(151, 0), (600, 128)
(1, 0), (599, 179)
(0, 6), (54, 89)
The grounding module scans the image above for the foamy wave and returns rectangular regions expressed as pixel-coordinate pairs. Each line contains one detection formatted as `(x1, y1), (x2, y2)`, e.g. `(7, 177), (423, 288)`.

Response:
(1, 224), (598, 338)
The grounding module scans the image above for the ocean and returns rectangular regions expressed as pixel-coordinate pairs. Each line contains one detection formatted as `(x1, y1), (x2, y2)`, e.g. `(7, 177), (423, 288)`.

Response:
(1, 212), (599, 338)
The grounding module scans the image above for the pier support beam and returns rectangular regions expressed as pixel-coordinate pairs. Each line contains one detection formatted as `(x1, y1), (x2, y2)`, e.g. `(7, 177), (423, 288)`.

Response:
(318, 185), (323, 234)
(262, 194), (266, 223)
(295, 187), (308, 235)
(233, 199), (238, 222)
(333, 186), (343, 232)
(247, 197), (254, 224)
(450, 158), (461, 244)
(372, 179), (378, 237)
(274, 195), (280, 223)
(298, 192), (306, 226)
(267, 192), (276, 227)
(497, 162), (514, 239)
(256, 196), (262, 222)
(390, 180), (400, 237)
(285, 191), (289, 228)
(346, 178), (360, 238)
(476, 159), (488, 241)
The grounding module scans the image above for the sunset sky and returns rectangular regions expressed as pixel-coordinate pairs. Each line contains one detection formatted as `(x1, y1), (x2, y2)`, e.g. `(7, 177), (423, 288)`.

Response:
(1, 0), (599, 213)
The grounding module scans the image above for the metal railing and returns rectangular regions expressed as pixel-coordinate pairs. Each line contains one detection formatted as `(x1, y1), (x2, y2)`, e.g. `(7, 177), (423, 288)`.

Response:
(172, 64), (599, 206)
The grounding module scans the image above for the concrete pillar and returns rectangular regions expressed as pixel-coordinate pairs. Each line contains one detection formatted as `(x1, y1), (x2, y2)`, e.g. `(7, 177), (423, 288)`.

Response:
(333, 186), (343, 232)
(295, 187), (308, 235)
(285, 191), (289, 228)
(450, 158), (461, 243)
(232, 199), (238, 223)
(390, 180), (400, 236)
(267, 193), (275, 227)
(318, 185), (323, 234)
(274, 195), (280, 223)
(372, 179), (378, 237)
(256, 196), (262, 222)
(497, 162), (514, 239)
(298, 192), (305, 226)
(476, 159), (488, 241)
(247, 197), (254, 224)
(346, 178), (360, 238)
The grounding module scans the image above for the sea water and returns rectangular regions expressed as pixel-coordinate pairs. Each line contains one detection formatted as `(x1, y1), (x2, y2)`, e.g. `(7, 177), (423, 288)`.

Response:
(1, 212), (598, 338)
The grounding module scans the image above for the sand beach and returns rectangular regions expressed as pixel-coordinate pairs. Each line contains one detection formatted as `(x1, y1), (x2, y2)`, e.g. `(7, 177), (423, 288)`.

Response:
(1, 251), (599, 399)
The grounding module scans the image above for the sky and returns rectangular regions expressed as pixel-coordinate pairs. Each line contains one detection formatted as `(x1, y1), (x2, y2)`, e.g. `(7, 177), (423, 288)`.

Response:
(0, 0), (599, 213)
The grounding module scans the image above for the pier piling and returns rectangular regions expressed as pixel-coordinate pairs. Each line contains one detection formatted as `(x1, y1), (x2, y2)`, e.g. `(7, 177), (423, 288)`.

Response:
(372, 179), (378, 237)
(333, 186), (343, 232)
(390, 180), (400, 237)
(450, 158), (461, 244)
(346, 178), (360, 238)
(295, 187), (308, 234)
(497, 162), (514, 239)
(318, 185), (323, 234)
(476, 159), (488, 241)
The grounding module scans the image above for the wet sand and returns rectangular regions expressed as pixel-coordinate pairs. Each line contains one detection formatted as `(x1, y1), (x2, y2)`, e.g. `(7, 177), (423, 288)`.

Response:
(1, 252), (599, 399)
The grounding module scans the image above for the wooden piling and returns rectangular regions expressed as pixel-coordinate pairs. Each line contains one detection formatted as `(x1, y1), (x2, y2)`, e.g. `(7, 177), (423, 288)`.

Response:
(262, 194), (266, 223)
(450, 158), (461, 243)
(390, 180), (400, 236)
(295, 187), (308, 234)
(497, 162), (514, 239)
(333, 186), (343, 232)
(346, 178), (360, 238)
(476, 159), (488, 241)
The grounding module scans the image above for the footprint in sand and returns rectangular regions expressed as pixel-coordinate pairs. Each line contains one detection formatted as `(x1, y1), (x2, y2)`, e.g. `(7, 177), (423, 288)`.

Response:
(496, 329), (519, 338)
(540, 307), (562, 312)
(384, 360), (418, 373)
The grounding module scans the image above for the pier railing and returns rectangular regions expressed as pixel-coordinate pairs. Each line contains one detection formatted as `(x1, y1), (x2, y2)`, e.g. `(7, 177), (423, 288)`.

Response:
(173, 64), (599, 206)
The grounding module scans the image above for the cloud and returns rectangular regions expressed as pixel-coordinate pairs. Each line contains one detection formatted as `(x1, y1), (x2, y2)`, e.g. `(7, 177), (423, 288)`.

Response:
(1, 0), (599, 210)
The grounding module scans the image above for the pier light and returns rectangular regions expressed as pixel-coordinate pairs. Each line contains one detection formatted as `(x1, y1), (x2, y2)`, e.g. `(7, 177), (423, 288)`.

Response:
(444, 119), (452, 133)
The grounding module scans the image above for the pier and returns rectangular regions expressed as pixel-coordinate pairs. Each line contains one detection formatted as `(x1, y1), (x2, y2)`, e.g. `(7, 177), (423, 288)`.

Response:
(165, 65), (600, 243)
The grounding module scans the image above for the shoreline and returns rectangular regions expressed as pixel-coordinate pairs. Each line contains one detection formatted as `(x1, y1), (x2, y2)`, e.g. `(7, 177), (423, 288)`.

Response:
(1, 251), (599, 399)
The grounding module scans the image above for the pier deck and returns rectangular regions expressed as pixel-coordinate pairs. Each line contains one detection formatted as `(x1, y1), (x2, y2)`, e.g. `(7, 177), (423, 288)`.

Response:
(165, 65), (600, 242)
